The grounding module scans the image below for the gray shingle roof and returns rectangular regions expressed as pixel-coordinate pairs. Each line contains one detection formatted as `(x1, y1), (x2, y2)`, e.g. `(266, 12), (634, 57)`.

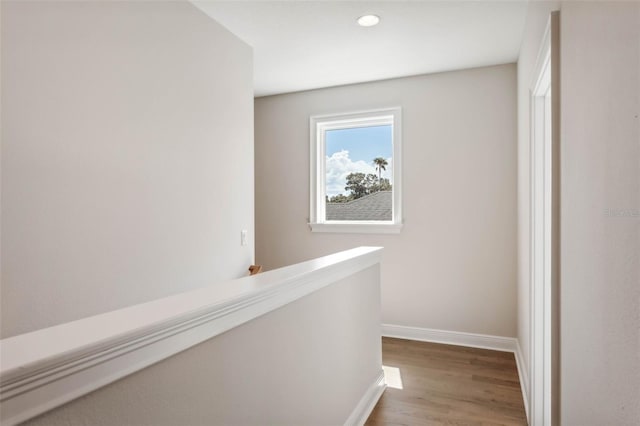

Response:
(326, 191), (392, 221)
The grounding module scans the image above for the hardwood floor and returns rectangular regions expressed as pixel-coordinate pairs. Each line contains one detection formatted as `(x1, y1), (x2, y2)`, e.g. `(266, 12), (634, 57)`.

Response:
(365, 337), (527, 426)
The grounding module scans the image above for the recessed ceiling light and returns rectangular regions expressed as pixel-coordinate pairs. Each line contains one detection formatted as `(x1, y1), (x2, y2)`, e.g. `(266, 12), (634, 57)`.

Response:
(357, 15), (380, 27)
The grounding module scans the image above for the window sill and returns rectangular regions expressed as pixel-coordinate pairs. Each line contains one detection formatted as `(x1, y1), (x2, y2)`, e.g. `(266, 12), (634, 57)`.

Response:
(309, 222), (403, 234)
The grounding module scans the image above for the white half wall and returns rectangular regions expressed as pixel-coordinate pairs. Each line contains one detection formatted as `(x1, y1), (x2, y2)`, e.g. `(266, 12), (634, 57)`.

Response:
(0, 1), (254, 337)
(255, 64), (518, 338)
(21, 264), (383, 426)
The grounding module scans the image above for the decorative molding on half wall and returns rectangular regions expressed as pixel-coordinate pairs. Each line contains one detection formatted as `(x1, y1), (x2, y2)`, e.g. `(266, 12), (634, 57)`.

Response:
(0, 247), (383, 426)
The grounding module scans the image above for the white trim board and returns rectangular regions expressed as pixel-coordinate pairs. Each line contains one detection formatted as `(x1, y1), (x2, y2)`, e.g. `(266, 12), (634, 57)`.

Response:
(381, 324), (517, 352)
(344, 370), (385, 426)
(515, 339), (530, 421)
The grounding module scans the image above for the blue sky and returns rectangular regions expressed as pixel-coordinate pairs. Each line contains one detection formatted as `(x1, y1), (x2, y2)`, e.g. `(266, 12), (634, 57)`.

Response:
(324, 125), (393, 197)
(326, 125), (392, 162)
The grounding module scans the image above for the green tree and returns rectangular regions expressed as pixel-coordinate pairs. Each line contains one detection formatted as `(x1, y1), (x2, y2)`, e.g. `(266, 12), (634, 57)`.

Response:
(344, 172), (389, 199)
(328, 194), (352, 203)
(344, 172), (369, 199)
(372, 157), (388, 180)
(370, 178), (392, 193)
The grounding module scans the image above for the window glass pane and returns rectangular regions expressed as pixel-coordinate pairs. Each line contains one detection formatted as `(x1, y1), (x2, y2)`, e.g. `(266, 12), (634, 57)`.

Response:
(324, 124), (393, 221)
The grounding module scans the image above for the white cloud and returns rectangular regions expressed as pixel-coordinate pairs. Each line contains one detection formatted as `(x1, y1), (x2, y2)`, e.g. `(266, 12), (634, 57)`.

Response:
(325, 150), (392, 197)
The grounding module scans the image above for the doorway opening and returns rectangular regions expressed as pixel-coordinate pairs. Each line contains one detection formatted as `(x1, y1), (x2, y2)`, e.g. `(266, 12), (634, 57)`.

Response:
(529, 11), (559, 426)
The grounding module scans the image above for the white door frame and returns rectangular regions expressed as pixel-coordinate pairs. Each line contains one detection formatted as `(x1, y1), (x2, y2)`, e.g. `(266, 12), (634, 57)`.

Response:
(529, 12), (560, 426)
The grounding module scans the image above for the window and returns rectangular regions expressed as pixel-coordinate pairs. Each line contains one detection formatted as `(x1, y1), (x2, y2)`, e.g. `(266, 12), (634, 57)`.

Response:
(309, 107), (402, 233)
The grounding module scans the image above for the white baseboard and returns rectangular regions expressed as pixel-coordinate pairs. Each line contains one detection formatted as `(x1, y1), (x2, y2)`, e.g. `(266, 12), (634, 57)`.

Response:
(514, 339), (530, 422)
(344, 370), (386, 426)
(381, 324), (517, 352)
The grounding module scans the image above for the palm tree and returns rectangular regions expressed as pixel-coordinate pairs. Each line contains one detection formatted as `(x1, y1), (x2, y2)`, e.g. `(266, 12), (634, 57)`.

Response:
(372, 157), (388, 180)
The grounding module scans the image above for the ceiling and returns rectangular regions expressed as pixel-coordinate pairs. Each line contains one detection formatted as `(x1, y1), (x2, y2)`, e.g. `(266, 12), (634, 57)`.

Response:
(192, 1), (528, 97)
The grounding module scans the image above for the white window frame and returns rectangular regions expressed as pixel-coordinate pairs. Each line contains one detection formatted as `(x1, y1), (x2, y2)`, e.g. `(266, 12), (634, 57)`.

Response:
(309, 107), (403, 234)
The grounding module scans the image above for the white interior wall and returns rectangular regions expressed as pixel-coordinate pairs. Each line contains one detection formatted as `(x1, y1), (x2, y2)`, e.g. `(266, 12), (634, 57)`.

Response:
(559, 2), (639, 423)
(255, 64), (518, 337)
(518, 1), (640, 422)
(0, 0), (254, 338)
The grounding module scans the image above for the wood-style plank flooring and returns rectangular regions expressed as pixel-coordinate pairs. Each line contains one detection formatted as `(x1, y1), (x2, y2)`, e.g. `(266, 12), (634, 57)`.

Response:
(365, 337), (527, 426)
